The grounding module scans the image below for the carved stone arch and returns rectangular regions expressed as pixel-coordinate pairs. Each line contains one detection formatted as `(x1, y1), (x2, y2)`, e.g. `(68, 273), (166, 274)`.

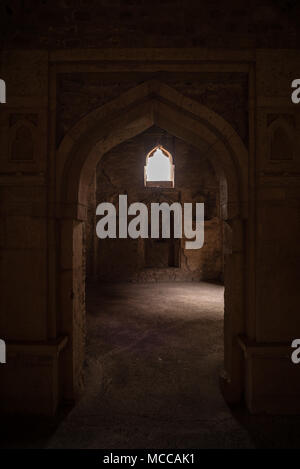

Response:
(9, 119), (36, 162)
(54, 80), (249, 403)
(56, 80), (248, 221)
(268, 117), (294, 161)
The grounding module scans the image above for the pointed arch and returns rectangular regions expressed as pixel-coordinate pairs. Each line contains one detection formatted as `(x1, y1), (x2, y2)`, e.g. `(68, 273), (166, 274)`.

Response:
(55, 80), (249, 403)
(144, 145), (175, 187)
(56, 80), (248, 221)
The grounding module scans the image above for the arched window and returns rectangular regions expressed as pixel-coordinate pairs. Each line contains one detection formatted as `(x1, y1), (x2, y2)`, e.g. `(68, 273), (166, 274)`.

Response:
(144, 145), (174, 188)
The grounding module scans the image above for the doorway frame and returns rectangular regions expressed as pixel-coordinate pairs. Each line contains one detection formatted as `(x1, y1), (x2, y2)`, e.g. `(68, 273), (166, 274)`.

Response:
(47, 52), (255, 408)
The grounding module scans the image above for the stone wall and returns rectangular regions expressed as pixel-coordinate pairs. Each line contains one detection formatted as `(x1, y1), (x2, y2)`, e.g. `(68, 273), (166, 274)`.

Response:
(0, 45), (300, 415)
(56, 72), (248, 146)
(1, 1), (300, 49)
(87, 126), (223, 283)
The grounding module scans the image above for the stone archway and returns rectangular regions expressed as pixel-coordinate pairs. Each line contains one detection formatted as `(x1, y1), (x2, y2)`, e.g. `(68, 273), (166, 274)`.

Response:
(55, 80), (249, 406)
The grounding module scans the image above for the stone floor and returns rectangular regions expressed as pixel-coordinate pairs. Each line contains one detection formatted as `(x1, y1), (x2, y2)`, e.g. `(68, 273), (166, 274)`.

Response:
(48, 281), (253, 449)
(2, 282), (300, 449)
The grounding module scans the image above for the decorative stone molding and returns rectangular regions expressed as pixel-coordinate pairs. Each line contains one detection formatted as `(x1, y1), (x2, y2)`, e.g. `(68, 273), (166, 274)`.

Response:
(268, 117), (294, 162)
(238, 336), (300, 414)
(0, 337), (68, 415)
(56, 80), (249, 220)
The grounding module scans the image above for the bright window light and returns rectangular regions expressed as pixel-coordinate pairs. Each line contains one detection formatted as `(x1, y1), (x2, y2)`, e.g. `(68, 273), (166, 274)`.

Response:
(146, 148), (171, 181)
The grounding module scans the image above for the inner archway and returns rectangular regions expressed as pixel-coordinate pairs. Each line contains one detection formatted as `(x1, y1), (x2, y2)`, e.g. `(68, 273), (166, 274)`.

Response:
(55, 80), (248, 414)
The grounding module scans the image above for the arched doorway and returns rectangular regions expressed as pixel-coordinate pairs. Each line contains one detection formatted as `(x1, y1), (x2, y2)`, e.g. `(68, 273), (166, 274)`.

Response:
(55, 80), (248, 406)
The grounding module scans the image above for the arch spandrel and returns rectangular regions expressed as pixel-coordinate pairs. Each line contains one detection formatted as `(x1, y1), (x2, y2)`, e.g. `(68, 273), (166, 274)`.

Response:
(56, 80), (248, 221)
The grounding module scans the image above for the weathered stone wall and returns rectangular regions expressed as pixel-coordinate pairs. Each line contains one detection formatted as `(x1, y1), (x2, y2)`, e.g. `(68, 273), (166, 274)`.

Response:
(85, 174), (96, 279)
(0, 50), (48, 341)
(56, 72), (248, 146)
(88, 126), (223, 282)
(0, 43), (300, 415)
(1, 1), (300, 49)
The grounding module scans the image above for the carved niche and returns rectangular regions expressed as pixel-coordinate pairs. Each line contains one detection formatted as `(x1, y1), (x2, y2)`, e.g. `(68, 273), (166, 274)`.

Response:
(9, 116), (37, 163)
(268, 116), (294, 162)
